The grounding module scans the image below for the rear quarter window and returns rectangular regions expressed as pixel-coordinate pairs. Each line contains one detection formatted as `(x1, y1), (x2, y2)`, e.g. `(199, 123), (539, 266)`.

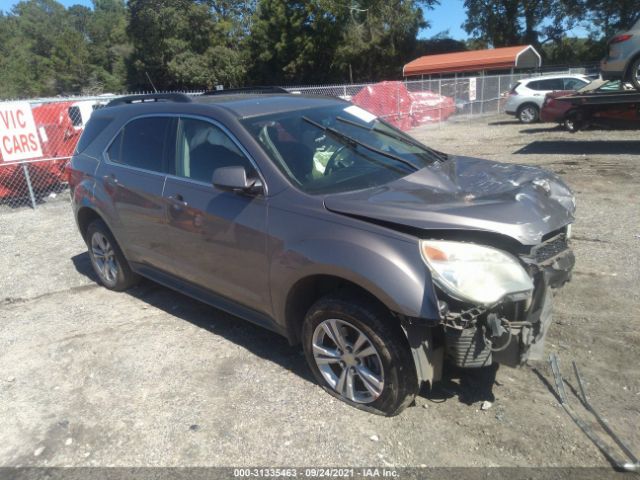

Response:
(526, 80), (542, 90)
(74, 117), (113, 154)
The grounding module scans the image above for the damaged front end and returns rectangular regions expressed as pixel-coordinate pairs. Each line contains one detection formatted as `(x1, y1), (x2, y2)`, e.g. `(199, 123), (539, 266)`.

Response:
(438, 230), (574, 369)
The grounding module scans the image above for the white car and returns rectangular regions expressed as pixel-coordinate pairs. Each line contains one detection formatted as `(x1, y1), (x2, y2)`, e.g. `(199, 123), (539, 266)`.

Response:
(601, 18), (640, 90)
(504, 74), (591, 123)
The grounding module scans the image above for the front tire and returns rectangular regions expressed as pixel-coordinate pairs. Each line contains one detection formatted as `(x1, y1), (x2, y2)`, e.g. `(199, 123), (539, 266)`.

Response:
(302, 295), (418, 416)
(517, 104), (539, 124)
(86, 219), (139, 291)
(564, 117), (581, 133)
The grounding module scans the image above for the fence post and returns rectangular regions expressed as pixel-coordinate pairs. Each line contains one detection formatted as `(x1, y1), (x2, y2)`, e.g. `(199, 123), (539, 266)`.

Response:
(22, 163), (37, 209)
(396, 82), (400, 122)
(498, 75), (502, 113)
(480, 74), (485, 115)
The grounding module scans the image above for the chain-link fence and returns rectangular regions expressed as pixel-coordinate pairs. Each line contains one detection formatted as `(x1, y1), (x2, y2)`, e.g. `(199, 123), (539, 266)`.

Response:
(1, 70), (580, 211)
(0, 95), (118, 211)
(287, 68), (585, 125)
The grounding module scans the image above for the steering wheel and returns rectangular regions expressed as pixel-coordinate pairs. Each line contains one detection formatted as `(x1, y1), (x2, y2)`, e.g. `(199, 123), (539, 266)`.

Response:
(324, 146), (349, 175)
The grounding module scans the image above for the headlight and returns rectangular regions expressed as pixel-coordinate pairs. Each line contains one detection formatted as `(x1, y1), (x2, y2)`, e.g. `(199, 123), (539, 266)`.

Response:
(420, 240), (533, 306)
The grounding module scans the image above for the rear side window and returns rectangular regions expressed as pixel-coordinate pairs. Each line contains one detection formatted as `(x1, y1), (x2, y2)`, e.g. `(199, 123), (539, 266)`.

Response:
(509, 82), (521, 94)
(75, 117), (112, 154)
(107, 117), (173, 173)
(536, 79), (564, 90)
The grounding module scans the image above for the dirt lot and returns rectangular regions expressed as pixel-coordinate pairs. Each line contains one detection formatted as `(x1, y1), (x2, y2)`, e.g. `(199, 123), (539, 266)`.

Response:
(1, 115), (638, 469)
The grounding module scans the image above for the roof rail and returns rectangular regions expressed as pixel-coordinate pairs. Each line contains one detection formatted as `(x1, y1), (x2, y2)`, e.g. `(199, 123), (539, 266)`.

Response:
(202, 86), (290, 96)
(106, 93), (192, 107)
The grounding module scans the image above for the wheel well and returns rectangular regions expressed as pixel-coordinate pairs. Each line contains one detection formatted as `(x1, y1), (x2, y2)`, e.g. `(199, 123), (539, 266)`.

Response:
(517, 102), (539, 113)
(77, 207), (102, 241)
(284, 275), (389, 345)
(624, 52), (640, 79)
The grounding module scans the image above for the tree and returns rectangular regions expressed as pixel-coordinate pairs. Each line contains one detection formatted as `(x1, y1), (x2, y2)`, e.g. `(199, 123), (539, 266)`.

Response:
(414, 32), (468, 58)
(581, 0), (640, 38)
(84, 0), (131, 93)
(247, 0), (340, 85)
(330, 0), (437, 82)
(127, 0), (252, 91)
(248, 0), (436, 85)
(462, 0), (577, 49)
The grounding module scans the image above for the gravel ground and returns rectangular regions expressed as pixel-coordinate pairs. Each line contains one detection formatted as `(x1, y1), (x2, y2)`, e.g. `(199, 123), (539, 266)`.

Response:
(0, 115), (638, 469)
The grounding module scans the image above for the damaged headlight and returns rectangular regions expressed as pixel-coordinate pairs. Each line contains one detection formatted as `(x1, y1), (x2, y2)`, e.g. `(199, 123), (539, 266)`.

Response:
(420, 240), (534, 306)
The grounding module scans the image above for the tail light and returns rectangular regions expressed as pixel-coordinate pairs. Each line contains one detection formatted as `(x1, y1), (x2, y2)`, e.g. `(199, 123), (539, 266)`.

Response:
(610, 34), (633, 44)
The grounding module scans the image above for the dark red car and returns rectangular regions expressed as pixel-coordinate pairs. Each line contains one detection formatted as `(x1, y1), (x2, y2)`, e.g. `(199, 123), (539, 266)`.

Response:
(540, 80), (639, 131)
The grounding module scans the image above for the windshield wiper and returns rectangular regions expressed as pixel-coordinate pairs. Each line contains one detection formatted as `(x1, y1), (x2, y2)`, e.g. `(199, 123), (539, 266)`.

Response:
(336, 116), (447, 162)
(302, 116), (418, 172)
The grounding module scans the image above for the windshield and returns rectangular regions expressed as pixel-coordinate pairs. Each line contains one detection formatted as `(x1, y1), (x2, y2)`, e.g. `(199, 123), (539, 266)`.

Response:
(241, 104), (441, 194)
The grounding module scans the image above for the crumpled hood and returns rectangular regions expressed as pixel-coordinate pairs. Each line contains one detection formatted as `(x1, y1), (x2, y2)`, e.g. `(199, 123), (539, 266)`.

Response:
(323, 155), (576, 246)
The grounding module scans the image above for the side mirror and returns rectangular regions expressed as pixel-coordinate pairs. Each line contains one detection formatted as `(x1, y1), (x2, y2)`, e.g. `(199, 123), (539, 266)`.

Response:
(212, 166), (263, 195)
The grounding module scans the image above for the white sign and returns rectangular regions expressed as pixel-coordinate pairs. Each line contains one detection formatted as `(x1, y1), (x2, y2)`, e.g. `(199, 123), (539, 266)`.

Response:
(0, 102), (43, 163)
(469, 77), (477, 102)
(344, 105), (377, 123)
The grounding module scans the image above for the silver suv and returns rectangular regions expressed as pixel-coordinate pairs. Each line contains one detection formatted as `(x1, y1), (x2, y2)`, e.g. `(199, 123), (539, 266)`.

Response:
(69, 91), (576, 416)
(505, 74), (590, 123)
(601, 18), (640, 90)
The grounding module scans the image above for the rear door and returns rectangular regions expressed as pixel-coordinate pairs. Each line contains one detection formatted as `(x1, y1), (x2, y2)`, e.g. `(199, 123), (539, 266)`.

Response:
(161, 116), (271, 315)
(99, 116), (176, 268)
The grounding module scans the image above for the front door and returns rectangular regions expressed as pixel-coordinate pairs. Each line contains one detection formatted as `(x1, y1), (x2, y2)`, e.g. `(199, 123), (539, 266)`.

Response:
(162, 117), (270, 316)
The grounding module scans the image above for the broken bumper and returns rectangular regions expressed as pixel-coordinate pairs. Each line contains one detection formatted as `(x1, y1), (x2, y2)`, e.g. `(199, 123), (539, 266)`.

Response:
(444, 234), (575, 368)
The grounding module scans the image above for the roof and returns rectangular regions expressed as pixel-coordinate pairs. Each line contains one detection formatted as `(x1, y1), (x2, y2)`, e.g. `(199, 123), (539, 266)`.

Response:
(518, 73), (589, 84)
(194, 94), (346, 119)
(403, 45), (542, 77)
(103, 93), (346, 120)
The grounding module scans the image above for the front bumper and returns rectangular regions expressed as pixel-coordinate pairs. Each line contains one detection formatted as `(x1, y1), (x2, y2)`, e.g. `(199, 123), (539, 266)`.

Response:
(443, 234), (574, 368)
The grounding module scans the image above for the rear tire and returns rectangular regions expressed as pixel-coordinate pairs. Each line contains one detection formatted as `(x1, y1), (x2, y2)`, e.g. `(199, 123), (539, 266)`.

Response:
(86, 219), (139, 291)
(517, 104), (539, 124)
(302, 295), (418, 416)
(630, 57), (640, 91)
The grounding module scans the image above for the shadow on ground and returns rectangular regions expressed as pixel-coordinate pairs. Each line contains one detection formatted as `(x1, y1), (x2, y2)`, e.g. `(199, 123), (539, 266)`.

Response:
(71, 252), (313, 385)
(514, 140), (640, 155)
(72, 252), (499, 406)
(488, 120), (521, 126)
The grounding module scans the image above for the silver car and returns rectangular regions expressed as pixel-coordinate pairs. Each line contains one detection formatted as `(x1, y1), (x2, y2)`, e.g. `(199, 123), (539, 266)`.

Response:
(601, 18), (640, 90)
(504, 74), (590, 123)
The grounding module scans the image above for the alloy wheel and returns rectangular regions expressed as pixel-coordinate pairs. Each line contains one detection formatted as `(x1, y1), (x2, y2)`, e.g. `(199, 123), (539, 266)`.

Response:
(519, 106), (538, 123)
(311, 318), (384, 404)
(90, 232), (118, 286)
(633, 62), (640, 90)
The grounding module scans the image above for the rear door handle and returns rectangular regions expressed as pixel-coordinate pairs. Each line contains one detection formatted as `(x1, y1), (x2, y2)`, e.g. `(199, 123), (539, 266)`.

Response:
(103, 174), (119, 186)
(167, 194), (188, 209)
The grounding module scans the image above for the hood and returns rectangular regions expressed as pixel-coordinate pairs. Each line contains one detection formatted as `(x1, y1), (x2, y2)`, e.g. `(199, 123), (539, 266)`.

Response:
(323, 155), (575, 246)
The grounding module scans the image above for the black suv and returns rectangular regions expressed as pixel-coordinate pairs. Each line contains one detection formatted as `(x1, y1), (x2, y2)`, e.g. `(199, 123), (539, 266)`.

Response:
(69, 91), (575, 415)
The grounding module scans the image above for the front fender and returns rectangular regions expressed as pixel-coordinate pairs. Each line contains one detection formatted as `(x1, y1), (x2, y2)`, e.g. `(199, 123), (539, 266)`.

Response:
(270, 227), (441, 328)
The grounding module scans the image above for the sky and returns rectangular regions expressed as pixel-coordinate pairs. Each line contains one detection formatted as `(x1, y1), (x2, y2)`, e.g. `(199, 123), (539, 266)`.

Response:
(422, 0), (469, 39)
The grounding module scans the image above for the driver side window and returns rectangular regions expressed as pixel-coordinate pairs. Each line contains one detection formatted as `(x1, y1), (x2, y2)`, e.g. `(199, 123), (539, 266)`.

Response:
(175, 118), (254, 184)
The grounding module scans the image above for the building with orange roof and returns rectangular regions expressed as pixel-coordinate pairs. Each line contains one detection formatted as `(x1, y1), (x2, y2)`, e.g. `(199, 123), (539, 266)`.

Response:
(403, 45), (542, 77)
